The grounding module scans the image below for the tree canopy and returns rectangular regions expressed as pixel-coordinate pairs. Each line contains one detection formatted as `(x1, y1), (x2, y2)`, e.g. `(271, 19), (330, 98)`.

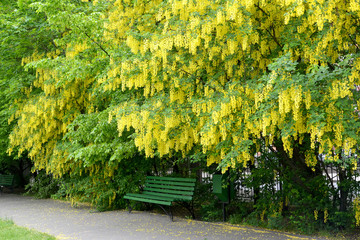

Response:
(2, 0), (360, 229)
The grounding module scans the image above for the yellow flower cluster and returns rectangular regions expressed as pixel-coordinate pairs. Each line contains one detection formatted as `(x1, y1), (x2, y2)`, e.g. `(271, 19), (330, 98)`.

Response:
(354, 197), (360, 226)
(115, 103), (198, 158)
(9, 60), (93, 174)
(106, 0), (291, 100)
(305, 151), (317, 171)
(324, 208), (328, 223)
(66, 43), (90, 58)
(330, 81), (352, 100)
(284, 0), (360, 67)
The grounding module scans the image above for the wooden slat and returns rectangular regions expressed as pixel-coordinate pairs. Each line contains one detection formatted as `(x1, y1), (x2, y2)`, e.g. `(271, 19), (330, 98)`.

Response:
(146, 179), (195, 187)
(1, 175), (13, 180)
(145, 183), (194, 191)
(125, 193), (175, 202)
(146, 176), (196, 183)
(143, 191), (193, 201)
(0, 181), (13, 185)
(144, 187), (193, 196)
(124, 195), (172, 206)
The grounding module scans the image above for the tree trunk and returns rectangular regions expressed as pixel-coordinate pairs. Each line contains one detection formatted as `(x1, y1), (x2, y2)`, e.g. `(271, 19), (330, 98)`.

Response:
(249, 163), (260, 205)
(338, 167), (349, 212)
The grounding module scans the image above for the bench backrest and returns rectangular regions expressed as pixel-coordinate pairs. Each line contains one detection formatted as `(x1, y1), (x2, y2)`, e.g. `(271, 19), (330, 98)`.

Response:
(0, 175), (14, 186)
(143, 176), (196, 201)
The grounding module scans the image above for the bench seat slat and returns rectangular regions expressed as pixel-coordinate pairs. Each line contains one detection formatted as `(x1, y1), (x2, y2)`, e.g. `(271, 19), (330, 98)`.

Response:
(145, 183), (195, 191)
(147, 176), (196, 183)
(144, 187), (194, 196)
(143, 191), (193, 201)
(124, 195), (172, 206)
(146, 179), (195, 187)
(124, 193), (175, 202)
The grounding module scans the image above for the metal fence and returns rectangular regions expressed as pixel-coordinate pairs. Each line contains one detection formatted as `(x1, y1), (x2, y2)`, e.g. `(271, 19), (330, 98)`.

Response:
(200, 163), (360, 202)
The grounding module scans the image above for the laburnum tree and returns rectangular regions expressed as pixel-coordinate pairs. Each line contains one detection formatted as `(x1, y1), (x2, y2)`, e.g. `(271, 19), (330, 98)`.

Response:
(0, 0), (61, 184)
(7, 0), (360, 226)
(104, 0), (360, 170)
(7, 0), (153, 208)
(103, 0), (360, 224)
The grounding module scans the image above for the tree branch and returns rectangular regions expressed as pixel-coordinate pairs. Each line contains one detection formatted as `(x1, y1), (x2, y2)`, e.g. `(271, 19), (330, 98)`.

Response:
(349, 34), (360, 50)
(254, 3), (283, 49)
(254, 3), (269, 17)
(265, 27), (283, 49)
(83, 31), (111, 58)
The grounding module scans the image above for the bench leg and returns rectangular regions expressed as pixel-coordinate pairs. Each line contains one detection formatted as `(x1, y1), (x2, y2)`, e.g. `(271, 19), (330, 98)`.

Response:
(222, 202), (226, 222)
(169, 206), (173, 222)
(158, 205), (173, 221)
(187, 201), (196, 219)
(177, 201), (195, 219)
(126, 200), (133, 213)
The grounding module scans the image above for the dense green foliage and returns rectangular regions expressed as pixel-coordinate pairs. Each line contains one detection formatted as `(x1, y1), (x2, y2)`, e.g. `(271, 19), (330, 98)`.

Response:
(0, 0), (55, 184)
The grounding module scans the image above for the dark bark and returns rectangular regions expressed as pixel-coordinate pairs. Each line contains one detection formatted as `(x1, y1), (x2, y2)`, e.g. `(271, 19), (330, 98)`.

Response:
(338, 166), (349, 212)
(249, 162), (260, 205)
(273, 135), (324, 199)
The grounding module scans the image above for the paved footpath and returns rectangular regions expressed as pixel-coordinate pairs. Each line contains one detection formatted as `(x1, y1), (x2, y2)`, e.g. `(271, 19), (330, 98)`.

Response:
(0, 194), (327, 240)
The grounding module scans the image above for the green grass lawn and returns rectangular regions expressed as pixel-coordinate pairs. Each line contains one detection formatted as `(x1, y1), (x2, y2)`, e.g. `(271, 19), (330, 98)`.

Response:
(0, 218), (55, 240)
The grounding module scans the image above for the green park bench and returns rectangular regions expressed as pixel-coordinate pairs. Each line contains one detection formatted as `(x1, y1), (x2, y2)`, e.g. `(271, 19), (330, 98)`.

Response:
(124, 176), (196, 221)
(0, 174), (14, 194)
